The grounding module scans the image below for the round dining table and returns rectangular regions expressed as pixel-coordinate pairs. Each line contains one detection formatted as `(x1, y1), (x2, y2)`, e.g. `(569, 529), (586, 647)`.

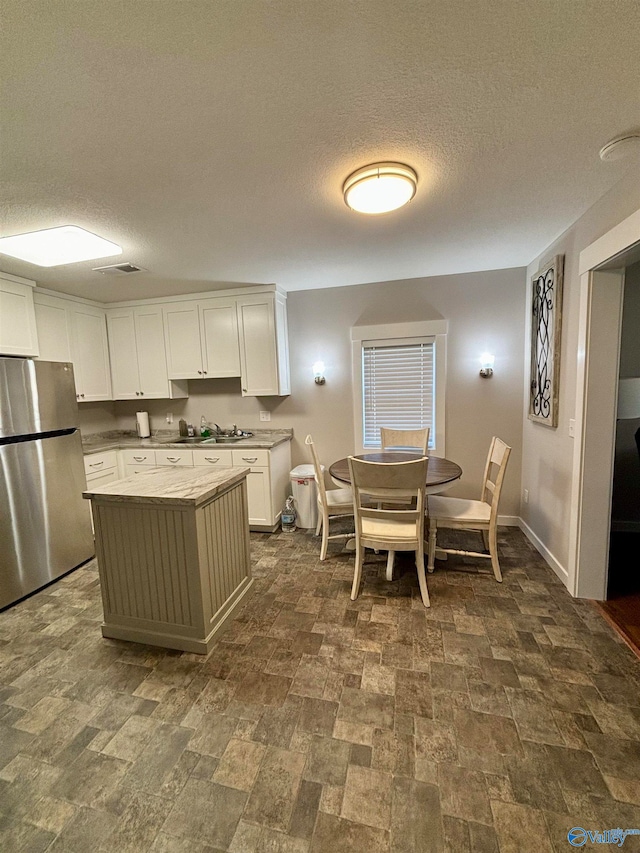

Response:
(328, 451), (463, 577)
(329, 451), (462, 493)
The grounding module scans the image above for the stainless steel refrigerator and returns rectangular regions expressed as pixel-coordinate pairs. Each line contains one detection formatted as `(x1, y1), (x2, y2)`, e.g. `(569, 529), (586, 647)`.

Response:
(0, 357), (94, 609)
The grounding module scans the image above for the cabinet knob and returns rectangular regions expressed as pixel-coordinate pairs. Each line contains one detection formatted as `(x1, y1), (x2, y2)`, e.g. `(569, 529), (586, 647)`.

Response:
(135, 391), (139, 396)
(140, 391), (144, 395)
(242, 388), (247, 393)
(203, 370), (207, 375)
(80, 393), (85, 398)
(197, 370), (203, 375)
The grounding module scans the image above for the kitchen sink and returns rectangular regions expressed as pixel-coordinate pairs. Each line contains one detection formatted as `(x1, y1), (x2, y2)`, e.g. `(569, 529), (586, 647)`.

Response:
(172, 432), (253, 444)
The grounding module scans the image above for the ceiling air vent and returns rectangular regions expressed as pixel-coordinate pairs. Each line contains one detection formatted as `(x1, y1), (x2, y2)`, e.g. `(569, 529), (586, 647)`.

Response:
(92, 262), (146, 275)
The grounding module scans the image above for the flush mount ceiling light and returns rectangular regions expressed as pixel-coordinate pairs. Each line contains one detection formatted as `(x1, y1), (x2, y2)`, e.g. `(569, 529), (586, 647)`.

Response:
(0, 225), (122, 267)
(599, 133), (640, 162)
(343, 162), (417, 214)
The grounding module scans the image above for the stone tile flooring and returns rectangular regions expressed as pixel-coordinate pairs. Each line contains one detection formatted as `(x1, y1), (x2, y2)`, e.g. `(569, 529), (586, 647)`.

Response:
(1, 528), (639, 852)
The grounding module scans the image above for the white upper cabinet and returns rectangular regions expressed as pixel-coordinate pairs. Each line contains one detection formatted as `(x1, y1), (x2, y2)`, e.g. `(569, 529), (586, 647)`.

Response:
(33, 292), (72, 362)
(200, 298), (241, 377)
(0, 273), (39, 357)
(237, 292), (290, 396)
(33, 284), (290, 401)
(69, 304), (112, 401)
(33, 291), (112, 401)
(107, 306), (188, 400)
(163, 298), (241, 380)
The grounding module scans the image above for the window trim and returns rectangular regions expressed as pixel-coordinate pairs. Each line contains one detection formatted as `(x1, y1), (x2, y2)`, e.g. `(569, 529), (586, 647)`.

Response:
(351, 320), (447, 456)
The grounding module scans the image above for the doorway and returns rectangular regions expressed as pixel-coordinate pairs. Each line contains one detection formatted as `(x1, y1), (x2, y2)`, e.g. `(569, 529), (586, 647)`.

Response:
(601, 259), (640, 654)
(569, 208), (640, 604)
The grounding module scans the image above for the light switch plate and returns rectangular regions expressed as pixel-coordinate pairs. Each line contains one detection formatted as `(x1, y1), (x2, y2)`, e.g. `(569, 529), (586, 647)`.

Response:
(569, 418), (575, 437)
(260, 411), (271, 422)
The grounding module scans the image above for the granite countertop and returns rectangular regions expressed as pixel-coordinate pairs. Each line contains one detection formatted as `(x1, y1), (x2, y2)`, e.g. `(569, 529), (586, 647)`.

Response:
(83, 465), (250, 506)
(82, 428), (293, 454)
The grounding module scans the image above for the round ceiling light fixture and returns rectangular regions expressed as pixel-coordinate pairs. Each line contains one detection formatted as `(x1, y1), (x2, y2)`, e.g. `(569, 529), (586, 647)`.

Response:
(599, 133), (640, 162)
(343, 162), (417, 214)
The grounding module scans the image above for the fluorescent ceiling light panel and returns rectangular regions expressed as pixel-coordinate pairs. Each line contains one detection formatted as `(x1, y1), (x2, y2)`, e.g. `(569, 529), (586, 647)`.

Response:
(0, 225), (122, 267)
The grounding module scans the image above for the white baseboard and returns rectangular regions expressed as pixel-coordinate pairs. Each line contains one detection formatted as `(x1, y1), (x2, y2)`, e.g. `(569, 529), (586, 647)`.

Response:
(518, 518), (569, 584)
(498, 515), (520, 527)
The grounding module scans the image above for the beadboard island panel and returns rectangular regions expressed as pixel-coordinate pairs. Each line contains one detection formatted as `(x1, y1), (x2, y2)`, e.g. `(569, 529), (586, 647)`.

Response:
(84, 467), (252, 653)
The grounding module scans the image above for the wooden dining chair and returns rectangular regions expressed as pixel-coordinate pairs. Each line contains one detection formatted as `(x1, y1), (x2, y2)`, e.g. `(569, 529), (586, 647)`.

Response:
(305, 435), (354, 560)
(348, 455), (430, 607)
(427, 436), (511, 581)
(380, 426), (430, 453)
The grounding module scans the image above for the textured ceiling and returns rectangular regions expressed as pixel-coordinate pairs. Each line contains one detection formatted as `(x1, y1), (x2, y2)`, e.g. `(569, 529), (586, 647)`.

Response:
(1, 0), (639, 302)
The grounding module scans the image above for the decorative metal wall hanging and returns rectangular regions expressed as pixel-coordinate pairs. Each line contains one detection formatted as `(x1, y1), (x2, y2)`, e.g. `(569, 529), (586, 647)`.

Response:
(529, 254), (564, 427)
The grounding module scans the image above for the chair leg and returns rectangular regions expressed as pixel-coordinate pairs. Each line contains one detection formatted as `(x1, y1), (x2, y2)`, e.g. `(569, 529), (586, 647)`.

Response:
(315, 511), (322, 537)
(320, 512), (329, 561)
(415, 540), (430, 607)
(489, 525), (502, 582)
(351, 542), (364, 600)
(427, 520), (437, 573)
(385, 550), (395, 581)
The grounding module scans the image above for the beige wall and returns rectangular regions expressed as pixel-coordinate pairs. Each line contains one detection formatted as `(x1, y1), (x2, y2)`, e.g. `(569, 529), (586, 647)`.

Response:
(110, 267), (527, 516)
(521, 163), (640, 574)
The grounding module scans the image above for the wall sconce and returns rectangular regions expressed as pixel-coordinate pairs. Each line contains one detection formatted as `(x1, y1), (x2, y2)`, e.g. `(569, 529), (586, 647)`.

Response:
(313, 361), (326, 385)
(479, 353), (495, 378)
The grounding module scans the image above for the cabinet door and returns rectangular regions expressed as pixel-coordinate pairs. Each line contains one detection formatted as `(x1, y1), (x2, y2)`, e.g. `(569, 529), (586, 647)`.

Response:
(0, 277), (39, 357)
(244, 467), (271, 526)
(199, 298), (241, 377)
(70, 306), (112, 401)
(163, 303), (203, 379)
(107, 310), (141, 400)
(237, 296), (279, 396)
(134, 306), (172, 397)
(34, 294), (73, 362)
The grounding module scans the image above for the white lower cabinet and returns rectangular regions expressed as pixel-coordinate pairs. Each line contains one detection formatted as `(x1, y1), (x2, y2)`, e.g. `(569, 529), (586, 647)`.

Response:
(192, 449), (234, 467)
(120, 449), (157, 477)
(84, 451), (119, 532)
(90, 442), (292, 530)
(155, 449), (194, 467)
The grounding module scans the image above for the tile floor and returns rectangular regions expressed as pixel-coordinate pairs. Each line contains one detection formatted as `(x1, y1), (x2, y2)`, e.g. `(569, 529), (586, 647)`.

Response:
(1, 528), (639, 853)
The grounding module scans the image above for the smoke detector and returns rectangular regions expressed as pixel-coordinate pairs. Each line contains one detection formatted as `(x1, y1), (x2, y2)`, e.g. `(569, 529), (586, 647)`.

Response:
(92, 262), (146, 275)
(599, 133), (640, 162)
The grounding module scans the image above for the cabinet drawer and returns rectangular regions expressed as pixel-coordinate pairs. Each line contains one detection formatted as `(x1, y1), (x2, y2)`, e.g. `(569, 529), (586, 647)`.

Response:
(84, 450), (118, 475)
(193, 448), (234, 467)
(232, 448), (270, 468)
(85, 468), (119, 486)
(155, 449), (193, 466)
(121, 449), (156, 466)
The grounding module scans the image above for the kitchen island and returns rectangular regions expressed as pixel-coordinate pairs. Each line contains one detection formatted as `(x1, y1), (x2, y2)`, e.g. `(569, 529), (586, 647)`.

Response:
(84, 466), (252, 654)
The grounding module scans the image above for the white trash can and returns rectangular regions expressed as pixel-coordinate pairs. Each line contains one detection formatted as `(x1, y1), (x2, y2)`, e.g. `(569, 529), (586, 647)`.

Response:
(290, 463), (322, 529)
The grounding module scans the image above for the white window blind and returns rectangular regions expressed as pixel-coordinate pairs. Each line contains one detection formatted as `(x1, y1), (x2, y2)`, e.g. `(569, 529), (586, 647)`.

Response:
(362, 337), (435, 448)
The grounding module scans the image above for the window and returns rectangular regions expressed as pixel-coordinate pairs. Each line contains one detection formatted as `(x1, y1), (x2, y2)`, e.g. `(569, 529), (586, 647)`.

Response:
(362, 338), (435, 448)
(351, 320), (447, 455)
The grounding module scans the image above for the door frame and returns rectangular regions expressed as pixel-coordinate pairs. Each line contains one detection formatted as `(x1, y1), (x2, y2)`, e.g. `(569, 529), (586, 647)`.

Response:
(568, 208), (640, 599)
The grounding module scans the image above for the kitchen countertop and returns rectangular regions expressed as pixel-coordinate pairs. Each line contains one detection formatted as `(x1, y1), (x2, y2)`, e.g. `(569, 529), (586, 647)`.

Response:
(83, 464), (250, 506)
(82, 428), (293, 454)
